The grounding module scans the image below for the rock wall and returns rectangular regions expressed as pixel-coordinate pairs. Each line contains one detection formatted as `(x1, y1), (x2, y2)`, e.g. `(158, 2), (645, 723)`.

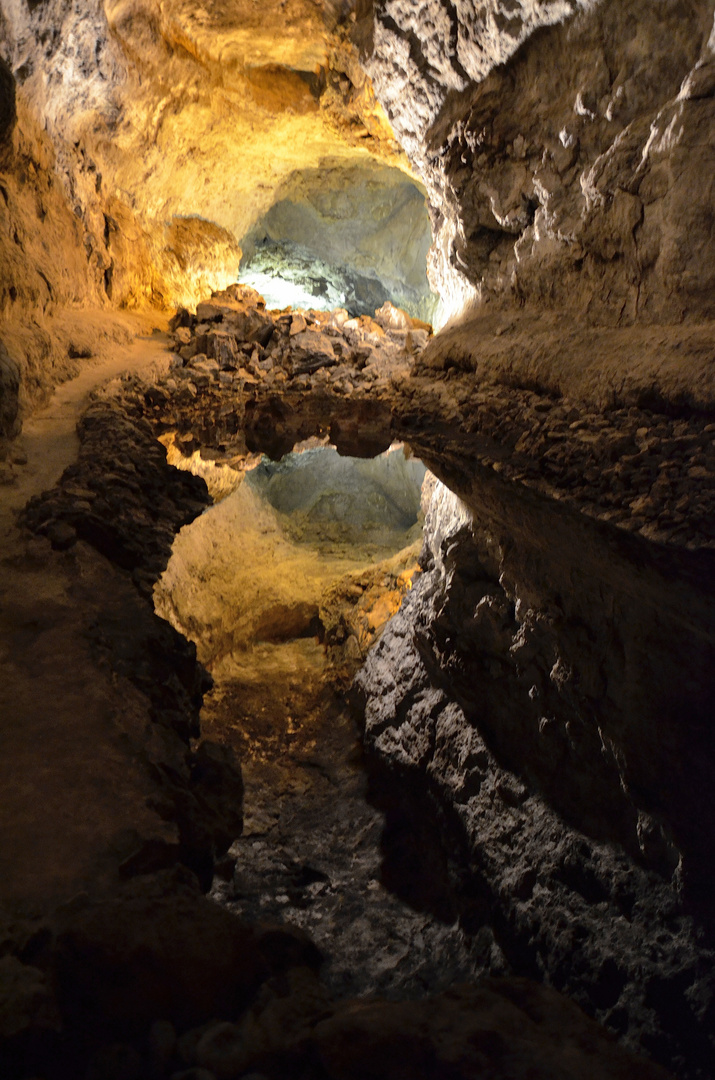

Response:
(355, 469), (715, 1077)
(338, 8), (715, 1075)
(357, 0), (715, 325)
(0, 0), (411, 311)
(0, 0), (426, 437)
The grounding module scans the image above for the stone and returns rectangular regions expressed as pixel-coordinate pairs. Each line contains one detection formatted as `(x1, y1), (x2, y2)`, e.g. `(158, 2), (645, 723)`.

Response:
(206, 332), (239, 368)
(45, 519), (78, 550)
(373, 301), (411, 331)
(148, 1018), (178, 1075)
(313, 980), (672, 1080)
(196, 301), (231, 322)
(174, 327), (193, 347)
(191, 356), (220, 375)
(0, 57), (16, 161)
(224, 310), (275, 348)
(180, 342), (199, 362)
(195, 1022), (247, 1079)
(290, 330), (337, 374)
(53, 879), (267, 1035)
(169, 308), (195, 333)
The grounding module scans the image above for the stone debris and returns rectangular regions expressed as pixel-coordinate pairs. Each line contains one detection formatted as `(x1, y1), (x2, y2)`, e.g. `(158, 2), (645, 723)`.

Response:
(21, 398), (211, 598)
(153, 307), (715, 553)
(157, 287), (715, 554)
(403, 375), (715, 550)
(165, 286), (430, 400)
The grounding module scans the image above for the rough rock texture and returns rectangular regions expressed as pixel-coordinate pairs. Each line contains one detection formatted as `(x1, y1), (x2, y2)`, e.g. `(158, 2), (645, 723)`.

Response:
(358, 0), (715, 324)
(0, 54), (16, 168)
(149, 292), (714, 1080)
(130, 286), (429, 461)
(0, 0), (413, 321)
(1, 1), (715, 1077)
(355, 470), (715, 1078)
(144, 292), (715, 1079)
(1, 315), (679, 1080)
(241, 161), (436, 320)
(0, 0), (428, 441)
(311, 980), (672, 1080)
(8, 395), (248, 898)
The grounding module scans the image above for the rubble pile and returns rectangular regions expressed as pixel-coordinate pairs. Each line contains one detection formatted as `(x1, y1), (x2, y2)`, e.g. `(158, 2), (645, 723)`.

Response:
(166, 283), (430, 400)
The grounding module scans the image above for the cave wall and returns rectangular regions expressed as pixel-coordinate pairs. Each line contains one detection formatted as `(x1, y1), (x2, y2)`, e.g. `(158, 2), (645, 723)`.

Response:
(0, 0), (409, 308)
(357, 0), (715, 326)
(0, 0), (714, 1075)
(346, 3), (715, 1074)
(351, 0), (715, 891)
(355, 474), (715, 1074)
(0, 0), (427, 435)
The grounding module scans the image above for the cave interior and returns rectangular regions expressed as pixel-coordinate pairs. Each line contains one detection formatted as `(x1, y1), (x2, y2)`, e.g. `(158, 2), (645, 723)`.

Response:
(1, 1), (715, 1079)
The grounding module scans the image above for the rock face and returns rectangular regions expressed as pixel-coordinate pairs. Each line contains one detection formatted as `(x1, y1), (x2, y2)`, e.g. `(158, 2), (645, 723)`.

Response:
(0, 0), (424, 439)
(136, 288), (714, 1078)
(335, 7), (715, 1074)
(355, 474), (715, 1076)
(12, 395), (247, 892)
(0, 55), (16, 167)
(2, 312), (680, 1078)
(1, 0), (715, 1077)
(0, 0), (413, 323)
(358, 0), (715, 323)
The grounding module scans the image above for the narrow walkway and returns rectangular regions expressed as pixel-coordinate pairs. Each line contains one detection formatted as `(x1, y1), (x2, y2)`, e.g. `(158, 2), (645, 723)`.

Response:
(0, 312), (176, 913)
(1, 310), (169, 533)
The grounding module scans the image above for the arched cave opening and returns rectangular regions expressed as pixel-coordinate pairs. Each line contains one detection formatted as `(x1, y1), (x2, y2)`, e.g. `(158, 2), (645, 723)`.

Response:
(154, 441), (428, 679)
(238, 161), (439, 323)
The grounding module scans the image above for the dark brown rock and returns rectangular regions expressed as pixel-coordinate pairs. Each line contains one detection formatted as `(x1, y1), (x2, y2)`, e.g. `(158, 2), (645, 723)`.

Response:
(53, 876), (266, 1037)
(313, 980), (672, 1080)
(0, 56), (16, 167)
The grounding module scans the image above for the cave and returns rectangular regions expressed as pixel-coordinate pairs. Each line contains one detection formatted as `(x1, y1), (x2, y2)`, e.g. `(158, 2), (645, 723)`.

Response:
(1, 2), (714, 1080)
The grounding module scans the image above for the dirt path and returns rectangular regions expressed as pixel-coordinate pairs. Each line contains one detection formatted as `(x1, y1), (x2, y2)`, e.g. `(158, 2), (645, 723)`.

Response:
(0, 311), (179, 914)
(1, 310), (170, 532)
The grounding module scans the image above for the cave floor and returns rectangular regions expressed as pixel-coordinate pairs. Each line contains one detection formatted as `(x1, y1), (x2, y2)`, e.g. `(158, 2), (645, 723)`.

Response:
(0, 310), (169, 526)
(204, 637), (485, 1001)
(0, 315), (175, 913)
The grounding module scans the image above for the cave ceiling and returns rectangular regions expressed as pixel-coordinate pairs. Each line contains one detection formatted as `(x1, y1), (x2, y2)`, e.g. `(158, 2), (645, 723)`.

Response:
(3, 0), (405, 251)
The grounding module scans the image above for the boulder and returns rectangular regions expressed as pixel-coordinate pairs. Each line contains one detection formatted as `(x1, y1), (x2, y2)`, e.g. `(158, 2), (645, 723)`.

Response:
(289, 330), (337, 375)
(53, 876), (266, 1036)
(313, 980), (672, 1080)
(224, 309), (275, 348)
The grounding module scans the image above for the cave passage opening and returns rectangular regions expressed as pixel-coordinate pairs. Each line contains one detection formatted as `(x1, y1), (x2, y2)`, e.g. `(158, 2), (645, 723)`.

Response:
(237, 161), (439, 323)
